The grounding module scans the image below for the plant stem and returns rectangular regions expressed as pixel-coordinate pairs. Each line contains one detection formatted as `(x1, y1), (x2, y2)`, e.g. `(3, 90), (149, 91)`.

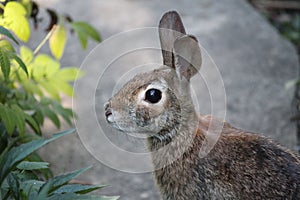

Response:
(33, 25), (57, 55)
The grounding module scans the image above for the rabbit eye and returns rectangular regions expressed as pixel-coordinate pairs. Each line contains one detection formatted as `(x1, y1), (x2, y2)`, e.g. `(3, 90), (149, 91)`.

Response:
(145, 88), (162, 104)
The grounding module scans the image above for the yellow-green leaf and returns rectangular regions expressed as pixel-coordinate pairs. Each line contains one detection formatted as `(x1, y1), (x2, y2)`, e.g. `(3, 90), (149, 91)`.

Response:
(4, 2), (27, 16)
(31, 54), (60, 80)
(20, 46), (33, 65)
(54, 81), (73, 96)
(49, 25), (67, 60)
(55, 68), (84, 81)
(39, 80), (60, 100)
(20, 0), (33, 17)
(0, 40), (15, 52)
(22, 81), (43, 96)
(3, 2), (30, 42)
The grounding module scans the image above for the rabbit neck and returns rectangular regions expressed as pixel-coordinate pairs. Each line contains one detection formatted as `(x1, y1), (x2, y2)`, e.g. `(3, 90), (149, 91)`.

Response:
(147, 108), (201, 167)
(148, 114), (209, 199)
(147, 95), (199, 148)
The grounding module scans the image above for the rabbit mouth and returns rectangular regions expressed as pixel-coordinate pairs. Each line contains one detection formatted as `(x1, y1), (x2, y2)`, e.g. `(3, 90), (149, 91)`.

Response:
(104, 111), (131, 132)
(105, 110), (113, 121)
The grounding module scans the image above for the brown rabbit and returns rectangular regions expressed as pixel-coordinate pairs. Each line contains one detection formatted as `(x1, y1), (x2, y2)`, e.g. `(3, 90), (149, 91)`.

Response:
(104, 11), (300, 199)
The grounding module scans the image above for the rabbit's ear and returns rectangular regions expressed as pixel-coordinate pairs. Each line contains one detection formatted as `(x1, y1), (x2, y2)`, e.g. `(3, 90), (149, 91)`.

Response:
(173, 35), (202, 81)
(159, 11), (186, 68)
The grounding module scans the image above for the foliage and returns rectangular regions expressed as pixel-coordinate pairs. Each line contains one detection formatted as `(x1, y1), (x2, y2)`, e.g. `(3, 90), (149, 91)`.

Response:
(270, 12), (300, 52)
(249, 0), (300, 52)
(0, 0), (116, 199)
(0, 0), (100, 136)
(0, 129), (119, 200)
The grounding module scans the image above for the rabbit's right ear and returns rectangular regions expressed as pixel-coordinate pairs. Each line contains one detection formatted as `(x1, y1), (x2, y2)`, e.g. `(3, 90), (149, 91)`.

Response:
(159, 11), (186, 68)
(173, 35), (202, 81)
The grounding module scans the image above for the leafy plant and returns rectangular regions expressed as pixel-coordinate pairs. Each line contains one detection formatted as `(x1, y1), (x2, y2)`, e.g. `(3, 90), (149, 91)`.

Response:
(0, 0), (117, 199)
(0, 129), (119, 200)
(0, 0), (101, 136)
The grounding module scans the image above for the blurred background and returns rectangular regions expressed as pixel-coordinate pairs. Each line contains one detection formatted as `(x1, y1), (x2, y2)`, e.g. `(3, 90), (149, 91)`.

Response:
(27, 0), (300, 199)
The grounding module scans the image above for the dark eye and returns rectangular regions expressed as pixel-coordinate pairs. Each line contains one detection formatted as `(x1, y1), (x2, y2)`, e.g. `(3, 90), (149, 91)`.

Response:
(145, 88), (162, 104)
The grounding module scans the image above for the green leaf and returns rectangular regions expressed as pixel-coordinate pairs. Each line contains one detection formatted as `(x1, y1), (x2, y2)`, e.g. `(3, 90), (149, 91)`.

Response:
(54, 184), (106, 194)
(74, 27), (88, 49)
(0, 26), (19, 44)
(36, 179), (53, 199)
(73, 22), (101, 42)
(17, 134), (41, 144)
(17, 161), (49, 170)
(20, 179), (44, 197)
(0, 104), (16, 135)
(0, 129), (75, 184)
(42, 107), (60, 128)
(3, 2), (30, 42)
(24, 113), (41, 135)
(52, 104), (73, 126)
(7, 173), (20, 200)
(0, 123), (8, 152)
(10, 105), (26, 136)
(0, 49), (11, 79)
(39, 167), (90, 196)
(0, 40), (15, 52)
(49, 25), (67, 60)
(26, 152), (53, 179)
(71, 22), (101, 49)
(50, 167), (91, 191)
(33, 107), (44, 126)
(16, 168), (39, 181)
(10, 53), (28, 76)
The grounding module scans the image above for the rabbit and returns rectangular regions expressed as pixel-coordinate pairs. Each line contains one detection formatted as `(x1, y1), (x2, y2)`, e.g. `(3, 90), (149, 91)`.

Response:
(104, 11), (300, 200)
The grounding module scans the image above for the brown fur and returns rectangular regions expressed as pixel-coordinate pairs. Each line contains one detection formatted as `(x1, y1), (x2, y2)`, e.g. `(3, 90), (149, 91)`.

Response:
(104, 11), (300, 199)
(150, 115), (300, 199)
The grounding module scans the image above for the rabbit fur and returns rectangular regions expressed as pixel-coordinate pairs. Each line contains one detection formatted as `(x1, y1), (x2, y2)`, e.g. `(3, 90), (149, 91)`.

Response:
(104, 11), (300, 200)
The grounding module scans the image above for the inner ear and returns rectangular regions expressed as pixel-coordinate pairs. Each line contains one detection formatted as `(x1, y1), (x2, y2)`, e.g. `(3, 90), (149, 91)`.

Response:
(159, 11), (186, 68)
(173, 35), (202, 81)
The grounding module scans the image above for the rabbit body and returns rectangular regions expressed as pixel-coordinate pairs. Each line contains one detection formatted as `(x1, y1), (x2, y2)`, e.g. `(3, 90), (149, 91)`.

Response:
(150, 117), (300, 199)
(104, 11), (300, 199)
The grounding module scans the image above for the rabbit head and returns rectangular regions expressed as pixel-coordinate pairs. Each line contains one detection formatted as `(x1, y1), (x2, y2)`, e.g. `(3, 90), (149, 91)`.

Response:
(105, 11), (202, 138)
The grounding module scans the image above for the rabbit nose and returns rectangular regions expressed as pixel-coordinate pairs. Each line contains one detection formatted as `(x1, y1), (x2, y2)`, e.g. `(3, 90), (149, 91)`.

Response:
(104, 102), (112, 118)
(104, 101), (110, 110)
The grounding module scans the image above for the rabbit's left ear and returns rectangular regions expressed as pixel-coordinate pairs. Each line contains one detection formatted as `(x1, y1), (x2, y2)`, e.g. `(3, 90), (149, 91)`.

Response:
(159, 11), (186, 68)
(173, 35), (202, 81)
